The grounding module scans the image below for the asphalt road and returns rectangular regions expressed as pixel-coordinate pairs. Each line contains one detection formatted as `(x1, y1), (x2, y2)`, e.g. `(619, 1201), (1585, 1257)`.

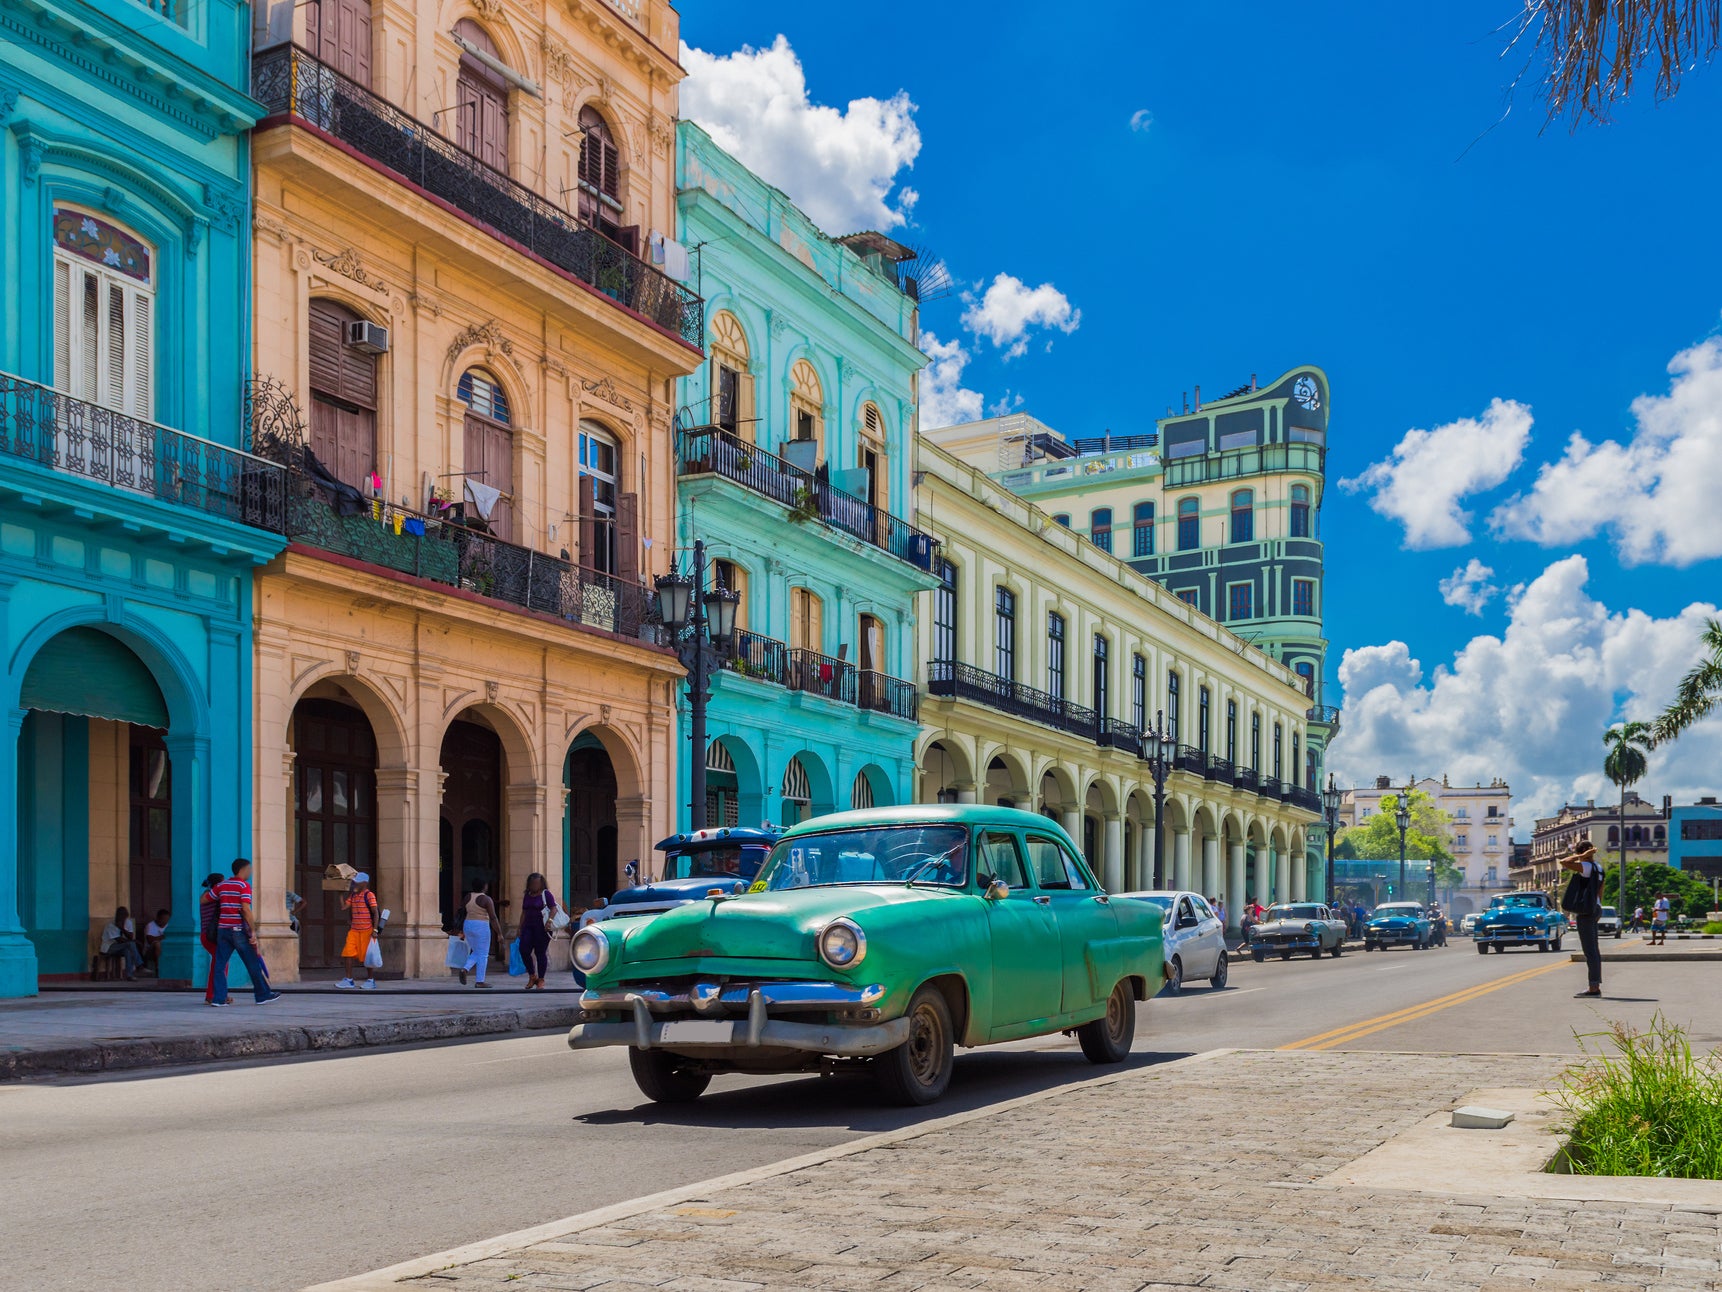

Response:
(2, 939), (1713, 1292)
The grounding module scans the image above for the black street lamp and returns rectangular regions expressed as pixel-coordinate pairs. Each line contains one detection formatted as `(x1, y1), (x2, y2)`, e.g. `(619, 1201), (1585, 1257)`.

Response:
(1144, 708), (1177, 887)
(1425, 861), (1436, 907)
(654, 538), (739, 830)
(1393, 783), (1412, 901)
(1321, 773), (1343, 907)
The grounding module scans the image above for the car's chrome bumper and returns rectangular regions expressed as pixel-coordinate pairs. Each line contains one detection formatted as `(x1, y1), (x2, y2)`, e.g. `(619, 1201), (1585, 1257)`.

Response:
(1252, 936), (1321, 951)
(1368, 929), (1419, 942)
(1474, 930), (1545, 943)
(568, 981), (904, 1057)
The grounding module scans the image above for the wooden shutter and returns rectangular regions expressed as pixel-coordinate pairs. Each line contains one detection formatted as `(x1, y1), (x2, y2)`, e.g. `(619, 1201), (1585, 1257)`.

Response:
(53, 260), (71, 393)
(309, 0), (371, 85)
(577, 474), (596, 569)
(615, 491), (638, 583)
(791, 589), (808, 651)
(463, 413), (512, 540)
(308, 299), (376, 486)
(807, 594), (823, 655)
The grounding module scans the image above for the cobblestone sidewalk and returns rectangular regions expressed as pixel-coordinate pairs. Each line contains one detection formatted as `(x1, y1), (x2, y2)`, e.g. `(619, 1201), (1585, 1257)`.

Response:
(315, 1048), (1722, 1292)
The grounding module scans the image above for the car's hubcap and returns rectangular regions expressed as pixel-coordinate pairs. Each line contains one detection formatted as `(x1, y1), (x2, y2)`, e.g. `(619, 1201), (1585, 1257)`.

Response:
(1106, 985), (1128, 1041)
(906, 1002), (945, 1086)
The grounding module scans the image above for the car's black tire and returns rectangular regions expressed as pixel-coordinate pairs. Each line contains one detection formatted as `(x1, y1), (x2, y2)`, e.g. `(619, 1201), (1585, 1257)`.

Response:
(1211, 951), (1229, 990)
(1476, 942), (1488, 955)
(1614, 930), (1622, 939)
(1252, 949), (1265, 963)
(628, 1048), (711, 1104)
(1165, 956), (1184, 995)
(875, 985), (955, 1106)
(1329, 943), (1343, 958)
(1551, 935), (1563, 952)
(1279, 950), (1292, 961)
(1310, 947), (1323, 960)
(1364, 942), (1375, 952)
(1076, 979), (1135, 1064)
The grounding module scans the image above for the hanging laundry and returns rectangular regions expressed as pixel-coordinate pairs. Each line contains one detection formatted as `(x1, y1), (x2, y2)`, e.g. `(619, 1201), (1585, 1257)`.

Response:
(392, 511), (403, 535)
(403, 517), (426, 538)
(464, 478), (503, 521)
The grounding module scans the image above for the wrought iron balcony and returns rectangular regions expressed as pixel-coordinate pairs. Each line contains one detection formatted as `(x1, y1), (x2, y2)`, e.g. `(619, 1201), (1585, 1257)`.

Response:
(719, 632), (915, 720)
(1162, 441), (1325, 488)
(1261, 776), (1285, 800)
(1306, 704), (1341, 725)
(1174, 744), (1207, 776)
(723, 628), (789, 687)
(0, 371), (286, 532)
(286, 482), (650, 637)
(1234, 765), (1259, 793)
(252, 45), (703, 349)
(1098, 719), (1143, 756)
(925, 662), (1097, 738)
(1204, 755), (1233, 783)
(1286, 785), (1322, 814)
(857, 670), (918, 721)
(677, 426), (937, 572)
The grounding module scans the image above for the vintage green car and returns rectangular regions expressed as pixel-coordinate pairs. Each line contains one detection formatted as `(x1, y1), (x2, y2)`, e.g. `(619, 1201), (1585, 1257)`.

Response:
(567, 805), (1165, 1105)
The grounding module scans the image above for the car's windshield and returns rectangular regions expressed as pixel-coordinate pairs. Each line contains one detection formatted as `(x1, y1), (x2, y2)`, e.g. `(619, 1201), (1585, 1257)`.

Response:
(1375, 903), (1423, 915)
(663, 845), (754, 881)
(755, 825), (969, 891)
(1490, 893), (1546, 908)
(1129, 895), (1174, 911)
(1268, 904), (1325, 920)
(1601, 907), (1618, 917)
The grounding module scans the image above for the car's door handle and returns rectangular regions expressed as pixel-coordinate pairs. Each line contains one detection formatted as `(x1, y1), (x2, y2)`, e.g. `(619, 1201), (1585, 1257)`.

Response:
(1032, 895), (1052, 906)
(1092, 894), (1110, 905)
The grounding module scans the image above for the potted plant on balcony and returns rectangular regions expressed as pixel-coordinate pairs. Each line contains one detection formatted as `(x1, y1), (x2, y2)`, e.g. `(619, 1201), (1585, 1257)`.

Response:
(788, 485), (819, 525)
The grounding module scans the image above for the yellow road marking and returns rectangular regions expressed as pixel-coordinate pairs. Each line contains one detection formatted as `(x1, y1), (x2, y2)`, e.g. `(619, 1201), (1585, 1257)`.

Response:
(1279, 959), (1571, 1051)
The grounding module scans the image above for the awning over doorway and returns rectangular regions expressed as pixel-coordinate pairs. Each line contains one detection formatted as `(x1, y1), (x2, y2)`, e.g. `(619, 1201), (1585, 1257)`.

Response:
(20, 627), (169, 728)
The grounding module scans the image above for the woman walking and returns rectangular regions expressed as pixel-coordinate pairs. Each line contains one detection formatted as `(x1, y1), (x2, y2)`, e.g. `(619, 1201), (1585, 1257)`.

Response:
(517, 872), (558, 991)
(1559, 839), (1605, 998)
(459, 880), (503, 989)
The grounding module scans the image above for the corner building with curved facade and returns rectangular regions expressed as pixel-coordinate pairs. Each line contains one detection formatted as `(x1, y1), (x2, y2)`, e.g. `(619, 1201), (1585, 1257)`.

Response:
(914, 439), (1323, 931)
(247, 0), (700, 980)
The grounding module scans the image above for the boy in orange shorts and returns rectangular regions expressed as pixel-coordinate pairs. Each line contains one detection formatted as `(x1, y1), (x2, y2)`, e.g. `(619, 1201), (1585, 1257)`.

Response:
(337, 873), (379, 990)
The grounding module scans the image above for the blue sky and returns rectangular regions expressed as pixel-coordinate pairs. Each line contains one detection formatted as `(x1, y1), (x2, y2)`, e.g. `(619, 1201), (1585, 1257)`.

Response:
(677, 3), (1722, 826)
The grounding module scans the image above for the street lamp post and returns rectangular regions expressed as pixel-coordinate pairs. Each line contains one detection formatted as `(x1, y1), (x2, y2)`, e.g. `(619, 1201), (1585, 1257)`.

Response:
(653, 539), (739, 831)
(1144, 708), (1176, 887)
(1394, 785), (1412, 901)
(1322, 773), (1343, 907)
(1426, 861), (1436, 907)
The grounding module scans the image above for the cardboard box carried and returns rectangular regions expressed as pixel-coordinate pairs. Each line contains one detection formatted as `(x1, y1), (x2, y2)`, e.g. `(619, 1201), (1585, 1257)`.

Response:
(321, 863), (358, 892)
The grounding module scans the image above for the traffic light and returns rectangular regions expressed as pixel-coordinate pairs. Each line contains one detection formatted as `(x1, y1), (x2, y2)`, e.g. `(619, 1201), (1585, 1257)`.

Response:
(1386, 884), (1394, 896)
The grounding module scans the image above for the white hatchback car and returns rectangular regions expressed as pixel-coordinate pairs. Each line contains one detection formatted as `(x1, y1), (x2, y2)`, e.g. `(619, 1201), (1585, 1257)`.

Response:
(1115, 890), (1228, 992)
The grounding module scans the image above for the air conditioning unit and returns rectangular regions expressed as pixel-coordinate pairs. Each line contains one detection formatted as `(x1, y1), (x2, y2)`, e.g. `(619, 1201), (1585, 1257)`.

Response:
(347, 320), (390, 354)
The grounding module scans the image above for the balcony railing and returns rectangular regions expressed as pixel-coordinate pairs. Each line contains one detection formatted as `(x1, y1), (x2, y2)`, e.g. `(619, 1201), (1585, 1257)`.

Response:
(1098, 719), (1143, 756)
(1286, 785), (1322, 814)
(1234, 766), (1259, 793)
(252, 45), (702, 349)
(724, 628), (789, 687)
(1205, 755), (1233, 783)
(787, 647), (849, 705)
(677, 426), (937, 572)
(1306, 704), (1341, 725)
(925, 662), (1097, 738)
(1174, 744), (1207, 776)
(857, 670), (918, 721)
(1163, 441), (1325, 488)
(0, 372), (286, 532)
(722, 635), (914, 719)
(287, 483), (650, 637)
(1261, 776), (1285, 800)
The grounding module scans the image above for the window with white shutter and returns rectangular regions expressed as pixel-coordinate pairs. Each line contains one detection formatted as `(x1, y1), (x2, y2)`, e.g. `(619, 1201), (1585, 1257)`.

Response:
(51, 209), (155, 419)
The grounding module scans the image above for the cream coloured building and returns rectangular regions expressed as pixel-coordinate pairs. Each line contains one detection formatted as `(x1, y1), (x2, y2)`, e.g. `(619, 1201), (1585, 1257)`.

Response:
(1339, 775), (1514, 916)
(913, 439), (1322, 931)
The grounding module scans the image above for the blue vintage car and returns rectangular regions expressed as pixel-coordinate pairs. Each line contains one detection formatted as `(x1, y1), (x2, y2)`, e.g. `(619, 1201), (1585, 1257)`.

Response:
(1363, 901), (1434, 951)
(1473, 891), (1568, 953)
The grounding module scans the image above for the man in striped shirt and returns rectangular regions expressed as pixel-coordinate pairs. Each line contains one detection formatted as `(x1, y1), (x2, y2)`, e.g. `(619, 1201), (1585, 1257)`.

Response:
(209, 858), (283, 1007)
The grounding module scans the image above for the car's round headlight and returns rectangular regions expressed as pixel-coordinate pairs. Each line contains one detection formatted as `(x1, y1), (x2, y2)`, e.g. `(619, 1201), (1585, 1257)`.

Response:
(818, 918), (866, 969)
(1303, 922), (1317, 933)
(571, 927), (610, 975)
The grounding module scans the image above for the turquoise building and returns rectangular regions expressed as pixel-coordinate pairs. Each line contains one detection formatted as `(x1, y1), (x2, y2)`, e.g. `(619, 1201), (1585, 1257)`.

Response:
(671, 122), (934, 831)
(0, 0), (281, 994)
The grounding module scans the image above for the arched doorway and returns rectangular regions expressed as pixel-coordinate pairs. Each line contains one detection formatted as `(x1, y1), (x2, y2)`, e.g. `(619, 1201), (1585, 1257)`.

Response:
(440, 716), (504, 930)
(566, 734), (618, 908)
(290, 696), (378, 971)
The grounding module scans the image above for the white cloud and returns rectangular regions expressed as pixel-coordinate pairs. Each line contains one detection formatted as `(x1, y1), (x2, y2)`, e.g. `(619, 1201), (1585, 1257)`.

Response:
(1329, 555), (1722, 831)
(1490, 336), (1722, 566)
(960, 274), (1081, 359)
(919, 330), (984, 429)
(680, 36), (921, 234)
(987, 390), (1025, 417)
(1339, 398), (1532, 548)
(1439, 559), (1500, 616)
(1130, 108), (1154, 132)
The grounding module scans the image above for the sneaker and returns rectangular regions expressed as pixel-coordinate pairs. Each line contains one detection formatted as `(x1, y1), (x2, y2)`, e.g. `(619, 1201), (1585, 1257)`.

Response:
(474, 981), (493, 989)
(336, 978), (356, 989)
(458, 969), (468, 986)
(208, 1000), (230, 1008)
(258, 992), (284, 1005)
(360, 980), (377, 991)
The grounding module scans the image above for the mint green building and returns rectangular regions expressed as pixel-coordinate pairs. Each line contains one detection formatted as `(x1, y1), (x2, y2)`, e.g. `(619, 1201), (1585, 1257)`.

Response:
(671, 122), (934, 829)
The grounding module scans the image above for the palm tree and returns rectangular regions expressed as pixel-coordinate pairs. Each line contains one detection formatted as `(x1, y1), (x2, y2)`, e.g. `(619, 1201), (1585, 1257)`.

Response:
(1653, 618), (1722, 746)
(1603, 722), (1653, 912)
(1517, 0), (1721, 126)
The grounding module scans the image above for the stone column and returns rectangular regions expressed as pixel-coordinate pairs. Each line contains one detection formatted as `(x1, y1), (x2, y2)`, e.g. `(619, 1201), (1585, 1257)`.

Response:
(1059, 806), (1082, 849)
(1102, 812), (1124, 892)
(1253, 845), (1272, 909)
(1227, 840), (1246, 934)
(376, 765), (434, 977)
(616, 794), (653, 882)
(1173, 828), (1192, 891)
(954, 780), (977, 805)
(254, 749), (300, 982)
(0, 707), (38, 997)
(1291, 843), (1307, 901)
(1277, 846), (1292, 905)
(162, 732), (210, 987)
(1201, 833), (1219, 901)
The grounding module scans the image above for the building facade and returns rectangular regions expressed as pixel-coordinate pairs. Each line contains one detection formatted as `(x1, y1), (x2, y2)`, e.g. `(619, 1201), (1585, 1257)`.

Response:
(246, 0), (702, 979)
(1668, 798), (1722, 884)
(0, 0), (281, 996)
(914, 439), (1322, 932)
(1515, 793), (1669, 891)
(924, 367), (1335, 892)
(1340, 775), (1515, 917)
(670, 123), (932, 831)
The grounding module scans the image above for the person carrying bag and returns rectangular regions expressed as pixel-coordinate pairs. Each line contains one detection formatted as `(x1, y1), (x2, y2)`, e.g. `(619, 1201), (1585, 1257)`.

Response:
(1559, 839), (1605, 998)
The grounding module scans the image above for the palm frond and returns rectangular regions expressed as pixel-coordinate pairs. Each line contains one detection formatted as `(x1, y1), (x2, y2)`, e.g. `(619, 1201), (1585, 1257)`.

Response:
(1521, 0), (1722, 127)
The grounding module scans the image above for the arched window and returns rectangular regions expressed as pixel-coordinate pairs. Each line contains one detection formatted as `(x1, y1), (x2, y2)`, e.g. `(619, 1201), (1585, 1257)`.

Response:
(785, 358), (825, 468)
(459, 368), (514, 540)
(1230, 488), (1254, 544)
(1290, 483), (1312, 538)
(578, 419), (635, 578)
(1090, 507), (1113, 553)
(454, 20), (509, 172)
(1654, 825), (1666, 843)
(1052, 513), (1071, 528)
(1132, 501), (1154, 557)
(851, 770), (875, 810)
(577, 104), (634, 250)
(53, 208), (155, 418)
(1295, 661), (1315, 697)
(859, 402), (888, 514)
(790, 586), (824, 654)
(1177, 497), (1200, 551)
(709, 311), (752, 438)
(306, 298), (377, 488)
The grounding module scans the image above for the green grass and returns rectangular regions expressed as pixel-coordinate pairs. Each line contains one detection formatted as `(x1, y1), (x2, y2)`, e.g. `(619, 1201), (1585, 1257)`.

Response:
(1551, 1015), (1722, 1179)
(1702, 921), (1722, 934)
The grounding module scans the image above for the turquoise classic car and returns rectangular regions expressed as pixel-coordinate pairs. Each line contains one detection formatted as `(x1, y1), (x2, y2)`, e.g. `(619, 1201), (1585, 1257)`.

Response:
(1473, 890), (1569, 953)
(567, 805), (1165, 1106)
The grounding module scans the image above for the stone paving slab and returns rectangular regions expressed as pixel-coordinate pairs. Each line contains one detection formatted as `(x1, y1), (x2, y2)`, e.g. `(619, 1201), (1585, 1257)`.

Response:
(310, 1049), (1722, 1292)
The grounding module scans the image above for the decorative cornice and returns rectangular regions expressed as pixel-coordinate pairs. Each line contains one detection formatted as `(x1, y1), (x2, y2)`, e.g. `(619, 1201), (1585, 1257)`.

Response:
(540, 34), (574, 88)
(541, 353), (569, 378)
(447, 318), (513, 364)
(580, 374), (633, 412)
(408, 292), (442, 319)
(313, 245), (390, 295)
(648, 109), (672, 157)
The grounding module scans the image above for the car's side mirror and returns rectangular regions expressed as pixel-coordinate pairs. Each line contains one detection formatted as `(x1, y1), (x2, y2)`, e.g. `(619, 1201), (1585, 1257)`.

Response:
(985, 879), (1010, 902)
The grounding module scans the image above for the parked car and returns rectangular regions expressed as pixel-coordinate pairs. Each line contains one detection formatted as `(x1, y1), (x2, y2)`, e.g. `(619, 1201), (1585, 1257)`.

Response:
(1460, 912), (1481, 937)
(1364, 901), (1434, 951)
(1598, 905), (1622, 938)
(580, 826), (783, 930)
(1246, 902), (1346, 961)
(568, 805), (1166, 1106)
(1116, 890), (1227, 991)
(1472, 891), (1569, 953)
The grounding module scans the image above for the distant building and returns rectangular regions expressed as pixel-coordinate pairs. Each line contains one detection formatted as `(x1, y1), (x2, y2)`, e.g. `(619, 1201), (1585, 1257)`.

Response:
(1338, 775), (1513, 917)
(1515, 793), (1668, 891)
(1668, 798), (1722, 884)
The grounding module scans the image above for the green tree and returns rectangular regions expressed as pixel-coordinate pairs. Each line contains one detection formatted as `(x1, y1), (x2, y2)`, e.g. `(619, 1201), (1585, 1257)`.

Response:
(1602, 862), (1717, 922)
(1603, 721), (1654, 911)
(1652, 618), (1722, 746)
(1336, 789), (1460, 899)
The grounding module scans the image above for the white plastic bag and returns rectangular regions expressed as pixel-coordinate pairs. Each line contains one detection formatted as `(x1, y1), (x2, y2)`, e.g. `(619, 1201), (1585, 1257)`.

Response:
(444, 936), (468, 969)
(364, 937), (383, 970)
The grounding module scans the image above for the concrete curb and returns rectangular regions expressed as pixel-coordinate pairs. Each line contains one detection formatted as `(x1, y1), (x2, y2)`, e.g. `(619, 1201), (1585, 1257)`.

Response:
(1571, 949), (1722, 963)
(0, 1004), (581, 1082)
(304, 1047), (1242, 1292)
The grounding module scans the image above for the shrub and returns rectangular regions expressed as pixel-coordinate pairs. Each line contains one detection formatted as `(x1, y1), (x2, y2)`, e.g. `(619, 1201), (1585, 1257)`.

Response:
(1551, 1014), (1722, 1179)
(1703, 921), (1722, 935)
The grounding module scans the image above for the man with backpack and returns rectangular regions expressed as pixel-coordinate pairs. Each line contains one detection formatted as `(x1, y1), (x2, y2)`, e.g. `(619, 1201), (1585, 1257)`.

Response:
(337, 872), (380, 990)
